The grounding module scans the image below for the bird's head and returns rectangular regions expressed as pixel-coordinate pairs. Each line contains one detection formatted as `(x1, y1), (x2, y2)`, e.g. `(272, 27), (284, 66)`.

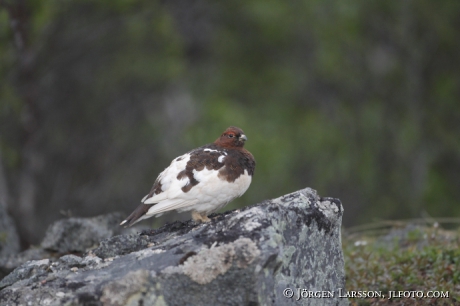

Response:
(215, 126), (248, 148)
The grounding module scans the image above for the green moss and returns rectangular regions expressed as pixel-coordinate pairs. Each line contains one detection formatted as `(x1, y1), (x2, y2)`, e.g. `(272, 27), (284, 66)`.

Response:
(343, 223), (460, 305)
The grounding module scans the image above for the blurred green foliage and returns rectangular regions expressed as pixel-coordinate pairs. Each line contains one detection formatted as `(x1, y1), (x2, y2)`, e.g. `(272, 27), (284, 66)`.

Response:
(344, 223), (460, 305)
(0, 0), (460, 244)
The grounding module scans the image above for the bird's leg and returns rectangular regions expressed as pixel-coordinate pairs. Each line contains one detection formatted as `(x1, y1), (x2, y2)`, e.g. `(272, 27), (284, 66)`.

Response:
(192, 211), (211, 223)
(191, 211), (201, 222)
(200, 212), (211, 222)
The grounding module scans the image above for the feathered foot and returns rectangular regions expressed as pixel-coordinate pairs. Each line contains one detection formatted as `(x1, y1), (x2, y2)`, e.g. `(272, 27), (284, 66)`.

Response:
(192, 211), (211, 223)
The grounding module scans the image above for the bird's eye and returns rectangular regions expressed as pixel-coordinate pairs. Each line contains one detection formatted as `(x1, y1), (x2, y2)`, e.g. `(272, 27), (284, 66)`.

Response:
(228, 134), (234, 138)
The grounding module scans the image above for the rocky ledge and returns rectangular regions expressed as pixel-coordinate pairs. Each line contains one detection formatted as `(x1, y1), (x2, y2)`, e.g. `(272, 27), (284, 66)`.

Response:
(0, 188), (347, 306)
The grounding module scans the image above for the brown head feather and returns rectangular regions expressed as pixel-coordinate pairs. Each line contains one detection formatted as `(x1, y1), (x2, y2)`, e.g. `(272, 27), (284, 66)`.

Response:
(214, 126), (247, 148)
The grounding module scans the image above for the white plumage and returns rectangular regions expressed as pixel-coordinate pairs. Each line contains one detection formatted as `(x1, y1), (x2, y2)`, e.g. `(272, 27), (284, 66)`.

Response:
(142, 167), (251, 220)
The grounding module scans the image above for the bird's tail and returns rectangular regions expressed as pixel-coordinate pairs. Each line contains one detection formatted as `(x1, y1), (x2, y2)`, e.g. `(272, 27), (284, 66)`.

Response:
(120, 202), (151, 227)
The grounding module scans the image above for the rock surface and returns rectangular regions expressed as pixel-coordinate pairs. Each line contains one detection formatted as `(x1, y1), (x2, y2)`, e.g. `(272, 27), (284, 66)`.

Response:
(0, 212), (126, 280)
(0, 188), (348, 306)
(41, 212), (125, 253)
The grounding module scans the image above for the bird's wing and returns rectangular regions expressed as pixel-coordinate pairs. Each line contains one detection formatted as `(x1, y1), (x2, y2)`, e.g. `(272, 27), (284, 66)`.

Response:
(142, 145), (228, 204)
(144, 157), (252, 217)
(144, 197), (199, 217)
(141, 152), (195, 204)
(120, 152), (194, 227)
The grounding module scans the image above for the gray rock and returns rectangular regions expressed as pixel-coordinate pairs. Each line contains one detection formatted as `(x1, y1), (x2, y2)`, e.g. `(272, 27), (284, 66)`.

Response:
(41, 212), (124, 253)
(0, 188), (348, 306)
(93, 233), (151, 259)
(0, 200), (25, 280)
(0, 259), (51, 290)
(0, 212), (127, 279)
(0, 248), (50, 280)
(55, 255), (84, 270)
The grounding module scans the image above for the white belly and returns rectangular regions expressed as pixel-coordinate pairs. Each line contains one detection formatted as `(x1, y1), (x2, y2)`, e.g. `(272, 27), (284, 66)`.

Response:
(177, 168), (252, 214)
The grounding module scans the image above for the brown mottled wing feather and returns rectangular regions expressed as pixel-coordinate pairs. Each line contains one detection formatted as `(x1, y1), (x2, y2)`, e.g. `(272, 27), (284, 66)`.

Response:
(146, 177), (163, 199)
(175, 144), (226, 193)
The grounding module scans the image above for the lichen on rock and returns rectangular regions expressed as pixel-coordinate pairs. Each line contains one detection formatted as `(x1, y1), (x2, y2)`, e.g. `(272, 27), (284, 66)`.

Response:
(0, 188), (348, 306)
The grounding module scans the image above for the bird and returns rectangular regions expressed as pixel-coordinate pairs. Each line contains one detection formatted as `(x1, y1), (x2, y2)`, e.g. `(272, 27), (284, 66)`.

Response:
(120, 126), (255, 227)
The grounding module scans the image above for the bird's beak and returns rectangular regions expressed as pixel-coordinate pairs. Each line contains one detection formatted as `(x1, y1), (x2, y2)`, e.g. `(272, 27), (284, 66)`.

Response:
(240, 134), (247, 141)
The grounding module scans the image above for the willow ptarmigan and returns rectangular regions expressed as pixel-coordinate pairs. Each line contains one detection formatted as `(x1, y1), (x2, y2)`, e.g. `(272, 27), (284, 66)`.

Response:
(120, 126), (255, 227)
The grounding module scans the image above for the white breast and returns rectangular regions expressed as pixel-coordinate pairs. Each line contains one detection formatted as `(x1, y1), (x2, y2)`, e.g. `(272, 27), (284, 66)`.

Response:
(179, 167), (252, 214)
